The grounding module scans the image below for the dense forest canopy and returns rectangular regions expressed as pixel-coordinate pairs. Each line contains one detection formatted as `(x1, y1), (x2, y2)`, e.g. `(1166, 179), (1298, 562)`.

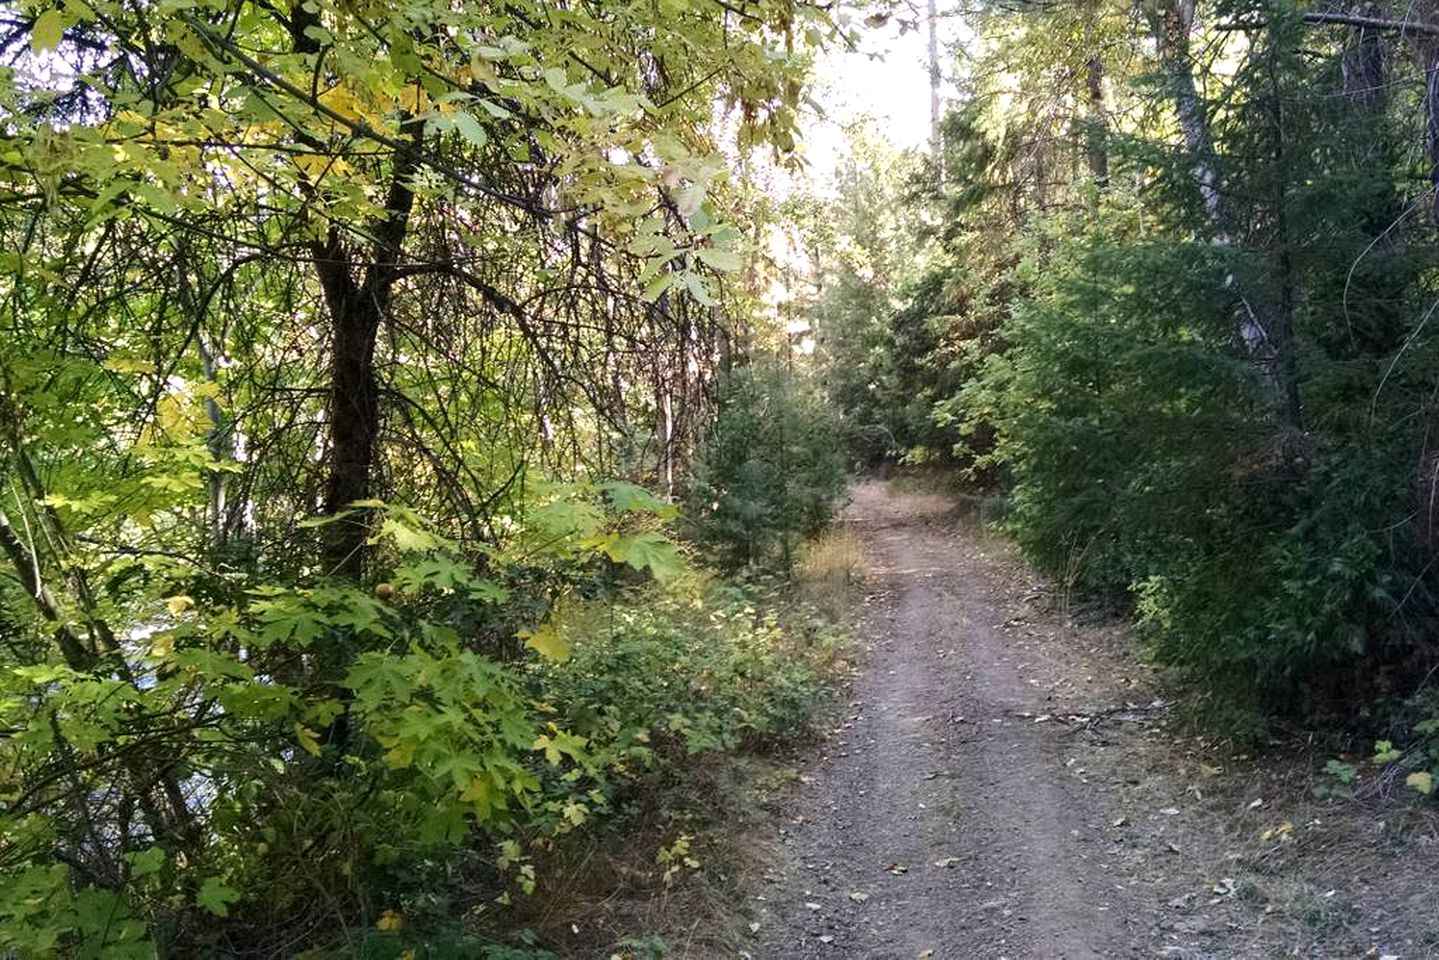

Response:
(811, 0), (1439, 743)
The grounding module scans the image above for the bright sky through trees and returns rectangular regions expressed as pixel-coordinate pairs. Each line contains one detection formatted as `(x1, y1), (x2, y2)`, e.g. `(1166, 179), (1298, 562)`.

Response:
(798, 5), (965, 187)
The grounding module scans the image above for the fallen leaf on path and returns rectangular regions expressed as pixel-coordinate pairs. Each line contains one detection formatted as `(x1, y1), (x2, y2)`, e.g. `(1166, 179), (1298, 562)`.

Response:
(933, 857), (960, 868)
(887, 862), (908, 875)
(1160, 807), (1180, 816)
(1247, 798), (1265, 810)
(1260, 821), (1295, 842)
(849, 891), (869, 902)
(818, 935), (834, 945)
(748, 922), (760, 933)
(804, 901), (821, 911)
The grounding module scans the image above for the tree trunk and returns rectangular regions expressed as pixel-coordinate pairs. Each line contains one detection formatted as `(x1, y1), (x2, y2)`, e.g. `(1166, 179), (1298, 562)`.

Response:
(1342, 10), (1387, 113)
(1422, 37), (1439, 226)
(1150, 0), (1303, 435)
(1086, 55), (1110, 190)
(929, 0), (943, 178)
(313, 143), (419, 580)
(1152, 0), (1226, 228)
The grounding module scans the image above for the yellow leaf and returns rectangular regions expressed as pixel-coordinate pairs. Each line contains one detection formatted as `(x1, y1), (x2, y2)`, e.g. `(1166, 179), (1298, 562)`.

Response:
(375, 909), (404, 932)
(532, 734), (561, 765)
(459, 776), (492, 813)
(156, 393), (187, 435)
(519, 621), (570, 663)
(383, 741), (414, 769)
(150, 632), (175, 659)
(31, 10), (64, 52)
(166, 595), (194, 616)
(1259, 821), (1294, 842)
(397, 85), (430, 114)
(319, 84), (365, 124)
(1407, 771), (1434, 796)
(103, 356), (153, 373)
(295, 153), (334, 179)
(293, 723), (322, 757)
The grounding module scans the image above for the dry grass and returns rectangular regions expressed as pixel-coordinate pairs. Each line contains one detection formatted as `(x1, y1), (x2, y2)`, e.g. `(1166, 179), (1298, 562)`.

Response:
(1216, 755), (1439, 956)
(792, 522), (868, 624)
(505, 756), (791, 958)
(1108, 723), (1439, 958)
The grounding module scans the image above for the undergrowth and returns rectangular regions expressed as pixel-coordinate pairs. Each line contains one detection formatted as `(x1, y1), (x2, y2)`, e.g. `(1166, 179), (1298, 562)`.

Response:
(337, 560), (859, 958)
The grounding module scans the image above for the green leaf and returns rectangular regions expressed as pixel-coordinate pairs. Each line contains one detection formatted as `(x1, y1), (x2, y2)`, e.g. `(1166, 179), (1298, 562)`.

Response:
(680, 271), (715, 306)
(453, 111), (489, 148)
(610, 532), (683, 582)
(519, 621), (570, 663)
(376, 515), (443, 552)
(196, 877), (239, 917)
(642, 272), (677, 302)
(528, 498), (603, 541)
(31, 10), (64, 52)
(601, 480), (679, 519)
(1407, 770), (1434, 796)
(695, 246), (741, 272)
(1373, 740), (1402, 764)
(125, 847), (165, 878)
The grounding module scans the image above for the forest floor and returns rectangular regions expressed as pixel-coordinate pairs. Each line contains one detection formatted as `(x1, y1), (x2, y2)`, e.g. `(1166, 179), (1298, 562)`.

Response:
(745, 479), (1439, 960)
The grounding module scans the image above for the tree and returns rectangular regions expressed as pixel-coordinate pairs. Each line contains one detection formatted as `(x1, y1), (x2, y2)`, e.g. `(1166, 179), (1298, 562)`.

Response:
(0, 0), (850, 950)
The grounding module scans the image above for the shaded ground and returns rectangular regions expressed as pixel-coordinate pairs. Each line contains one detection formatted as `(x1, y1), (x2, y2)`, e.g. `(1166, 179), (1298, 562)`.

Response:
(748, 479), (1438, 960)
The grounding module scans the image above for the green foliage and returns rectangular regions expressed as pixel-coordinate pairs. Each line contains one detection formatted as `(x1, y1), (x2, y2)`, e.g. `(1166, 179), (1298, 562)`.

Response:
(533, 573), (840, 768)
(686, 365), (846, 569)
(1375, 693), (1439, 800)
(811, 0), (1439, 733)
(1312, 759), (1357, 800)
(0, 0), (859, 949)
(0, 487), (744, 953)
(961, 199), (1422, 720)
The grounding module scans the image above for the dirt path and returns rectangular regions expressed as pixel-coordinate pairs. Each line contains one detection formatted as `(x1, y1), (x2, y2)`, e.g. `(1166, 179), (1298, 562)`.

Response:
(749, 480), (1435, 960)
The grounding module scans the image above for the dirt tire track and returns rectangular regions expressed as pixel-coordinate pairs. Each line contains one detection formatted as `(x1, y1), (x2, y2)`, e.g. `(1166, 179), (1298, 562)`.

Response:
(738, 479), (1439, 960)
(753, 481), (1155, 959)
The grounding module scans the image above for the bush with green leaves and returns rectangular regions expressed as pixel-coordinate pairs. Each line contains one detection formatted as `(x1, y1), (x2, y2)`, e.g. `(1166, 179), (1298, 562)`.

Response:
(686, 365), (846, 569)
(910, 5), (1439, 732)
(0, 486), (691, 955)
(533, 572), (840, 768)
(961, 188), (1430, 728)
(0, 475), (848, 956)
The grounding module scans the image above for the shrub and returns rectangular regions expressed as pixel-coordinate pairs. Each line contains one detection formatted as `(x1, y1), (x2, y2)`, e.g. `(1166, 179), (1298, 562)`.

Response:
(961, 210), (1426, 729)
(531, 571), (842, 770)
(686, 365), (846, 569)
(0, 485), (845, 955)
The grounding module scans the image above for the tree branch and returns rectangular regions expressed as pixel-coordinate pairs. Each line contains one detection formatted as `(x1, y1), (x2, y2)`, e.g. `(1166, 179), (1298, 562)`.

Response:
(1300, 10), (1439, 37)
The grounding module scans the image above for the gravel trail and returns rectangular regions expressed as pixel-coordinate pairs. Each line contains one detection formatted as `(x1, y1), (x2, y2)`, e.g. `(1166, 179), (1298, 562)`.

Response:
(744, 479), (1439, 960)
(754, 481), (1167, 959)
